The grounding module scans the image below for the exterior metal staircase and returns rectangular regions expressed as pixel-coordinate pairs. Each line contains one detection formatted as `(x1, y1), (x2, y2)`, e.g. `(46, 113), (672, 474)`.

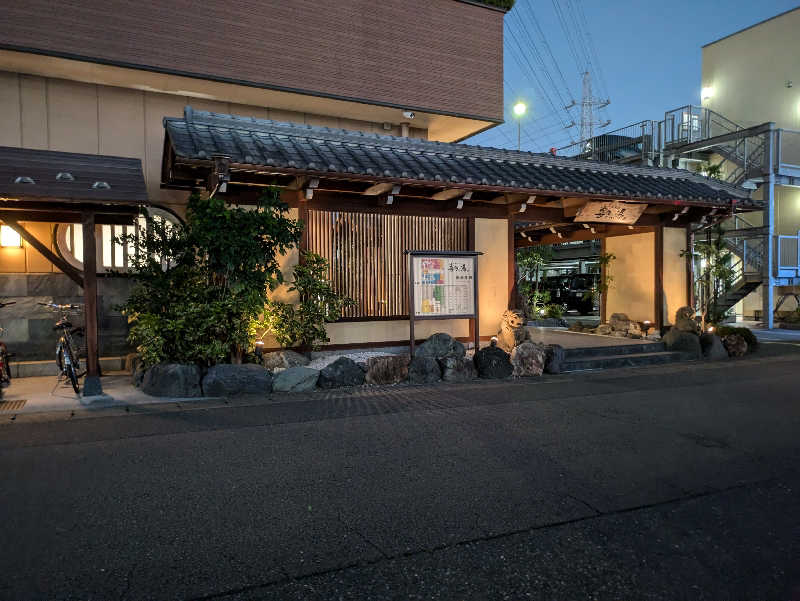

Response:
(711, 273), (762, 316)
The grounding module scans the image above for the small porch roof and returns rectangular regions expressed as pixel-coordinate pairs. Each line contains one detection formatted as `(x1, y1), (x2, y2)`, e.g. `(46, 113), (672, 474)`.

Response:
(162, 106), (755, 208)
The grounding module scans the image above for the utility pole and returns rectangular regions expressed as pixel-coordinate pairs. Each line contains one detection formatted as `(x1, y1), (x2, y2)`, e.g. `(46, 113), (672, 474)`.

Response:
(579, 71), (611, 156)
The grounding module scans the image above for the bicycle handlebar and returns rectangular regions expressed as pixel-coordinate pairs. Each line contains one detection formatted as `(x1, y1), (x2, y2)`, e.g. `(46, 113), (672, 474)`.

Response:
(37, 302), (82, 310)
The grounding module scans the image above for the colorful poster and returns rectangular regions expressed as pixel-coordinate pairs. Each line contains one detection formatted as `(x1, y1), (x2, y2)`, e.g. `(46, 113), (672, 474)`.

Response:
(412, 256), (475, 317)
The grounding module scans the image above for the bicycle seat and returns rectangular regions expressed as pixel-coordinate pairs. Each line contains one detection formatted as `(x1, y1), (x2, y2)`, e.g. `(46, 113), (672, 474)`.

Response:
(54, 320), (73, 330)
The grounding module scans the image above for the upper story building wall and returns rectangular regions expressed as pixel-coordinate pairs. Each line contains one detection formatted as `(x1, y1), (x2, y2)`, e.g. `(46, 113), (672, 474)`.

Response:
(701, 7), (800, 128)
(0, 0), (505, 140)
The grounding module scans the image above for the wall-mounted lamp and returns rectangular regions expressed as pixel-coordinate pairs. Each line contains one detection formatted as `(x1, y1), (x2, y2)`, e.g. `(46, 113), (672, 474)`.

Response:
(0, 225), (22, 248)
(701, 86), (714, 101)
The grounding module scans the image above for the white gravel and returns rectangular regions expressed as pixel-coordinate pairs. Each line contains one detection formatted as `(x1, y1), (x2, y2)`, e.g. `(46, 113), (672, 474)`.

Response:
(306, 350), (404, 371)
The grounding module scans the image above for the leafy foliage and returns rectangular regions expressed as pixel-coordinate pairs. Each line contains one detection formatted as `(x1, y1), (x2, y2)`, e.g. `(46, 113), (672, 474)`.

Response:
(516, 246), (553, 318)
(263, 252), (355, 352)
(473, 0), (515, 10)
(692, 161), (724, 180)
(544, 303), (564, 319)
(119, 188), (301, 367)
(684, 224), (735, 325)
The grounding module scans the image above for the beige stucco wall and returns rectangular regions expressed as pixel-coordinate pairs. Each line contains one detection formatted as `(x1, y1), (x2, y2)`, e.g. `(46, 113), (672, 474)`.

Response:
(662, 227), (688, 325)
(701, 8), (800, 129)
(605, 232), (656, 323)
(0, 69), (428, 218)
(0, 223), (58, 273)
(475, 218), (510, 336)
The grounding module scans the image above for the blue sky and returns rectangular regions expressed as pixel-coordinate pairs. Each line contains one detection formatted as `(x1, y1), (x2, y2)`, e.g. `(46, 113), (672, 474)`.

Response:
(467, 0), (799, 152)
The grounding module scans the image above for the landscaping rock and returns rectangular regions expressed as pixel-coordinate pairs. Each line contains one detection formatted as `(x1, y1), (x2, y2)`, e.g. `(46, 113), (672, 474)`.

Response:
(262, 350), (309, 370)
(415, 332), (465, 361)
(408, 356), (442, 384)
(609, 313), (630, 332)
(544, 344), (565, 374)
(473, 345), (513, 379)
(365, 355), (409, 385)
(722, 334), (748, 357)
(662, 329), (701, 360)
(594, 323), (612, 335)
(272, 366), (319, 392)
(317, 357), (365, 389)
(202, 364), (273, 396)
(125, 353), (145, 387)
(699, 333), (728, 361)
(674, 316), (701, 335)
(141, 363), (202, 398)
(675, 306), (695, 321)
(568, 321), (585, 333)
(439, 355), (477, 382)
(510, 341), (546, 377)
(496, 309), (531, 352)
(627, 321), (643, 338)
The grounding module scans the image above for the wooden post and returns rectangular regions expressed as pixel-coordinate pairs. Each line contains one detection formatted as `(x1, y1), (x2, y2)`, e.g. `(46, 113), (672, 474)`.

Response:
(600, 237), (608, 323)
(473, 254), (480, 351)
(408, 252), (415, 357)
(507, 216), (516, 309)
(686, 226), (695, 308)
(654, 226), (664, 331)
(467, 218), (477, 347)
(81, 211), (102, 397)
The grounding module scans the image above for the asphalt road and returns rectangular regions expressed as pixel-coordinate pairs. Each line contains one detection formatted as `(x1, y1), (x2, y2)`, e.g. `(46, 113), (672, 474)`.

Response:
(1, 355), (799, 600)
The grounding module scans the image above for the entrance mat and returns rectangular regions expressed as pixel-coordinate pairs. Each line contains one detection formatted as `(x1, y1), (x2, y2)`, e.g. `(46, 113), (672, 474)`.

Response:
(0, 399), (26, 412)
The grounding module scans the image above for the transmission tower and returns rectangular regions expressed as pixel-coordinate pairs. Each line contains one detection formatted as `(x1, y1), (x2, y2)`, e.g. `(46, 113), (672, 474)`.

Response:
(578, 71), (610, 149)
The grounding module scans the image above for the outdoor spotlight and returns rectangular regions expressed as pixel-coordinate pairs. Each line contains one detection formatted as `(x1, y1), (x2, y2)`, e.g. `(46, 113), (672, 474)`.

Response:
(0, 225), (22, 247)
(701, 86), (714, 100)
(549, 226), (557, 234)
(402, 110), (416, 120)
(707, 326), (715, 333)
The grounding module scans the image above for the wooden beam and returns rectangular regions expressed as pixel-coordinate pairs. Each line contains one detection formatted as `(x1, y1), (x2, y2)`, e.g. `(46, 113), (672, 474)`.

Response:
(1, 217), (83, 287)
(82, 211), (102, 395)
(362, 182), (394, 196)
(654, 225), (664, 331)
(0, 210), (134, 225)
(431, 188), (466, 201)
(516, 225), (656, 247)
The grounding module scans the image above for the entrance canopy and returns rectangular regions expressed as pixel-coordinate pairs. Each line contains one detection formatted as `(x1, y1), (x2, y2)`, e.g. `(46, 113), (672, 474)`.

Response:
(161, 106), (756, 246)
(0, 145), (147, 397)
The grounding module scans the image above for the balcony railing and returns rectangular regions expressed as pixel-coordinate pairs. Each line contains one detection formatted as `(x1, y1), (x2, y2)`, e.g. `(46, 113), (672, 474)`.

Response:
(777, 231), (800, 278)
(558, 120), (659, 163)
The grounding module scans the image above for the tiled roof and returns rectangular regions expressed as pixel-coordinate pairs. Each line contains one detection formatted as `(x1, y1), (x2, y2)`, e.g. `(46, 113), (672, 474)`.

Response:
(0, 146), (147, 204)
(164, 107), (755, 207)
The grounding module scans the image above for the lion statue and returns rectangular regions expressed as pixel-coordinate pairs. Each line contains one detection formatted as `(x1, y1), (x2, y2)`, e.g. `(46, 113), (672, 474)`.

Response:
(495, 309), (531, 352)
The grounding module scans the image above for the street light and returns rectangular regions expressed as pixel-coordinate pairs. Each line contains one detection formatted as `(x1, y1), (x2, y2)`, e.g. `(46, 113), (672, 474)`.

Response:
(512, 101), (527, 151)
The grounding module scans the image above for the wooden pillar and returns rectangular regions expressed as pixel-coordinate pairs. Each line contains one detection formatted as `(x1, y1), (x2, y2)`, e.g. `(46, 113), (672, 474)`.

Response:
(654, 226), (664, 331)
(686, 226), (695, 308)
(297, 190), (309, 263)
(81, 211), (102, 397)
(600, 237), (608, 323)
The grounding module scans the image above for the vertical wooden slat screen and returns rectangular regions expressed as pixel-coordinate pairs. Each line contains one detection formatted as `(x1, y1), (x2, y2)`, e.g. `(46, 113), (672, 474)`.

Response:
(307, 209), (468, 318)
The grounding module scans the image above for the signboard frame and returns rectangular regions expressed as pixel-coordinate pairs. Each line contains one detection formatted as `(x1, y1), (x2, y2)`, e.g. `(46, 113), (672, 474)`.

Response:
(405, 250), (482, 356)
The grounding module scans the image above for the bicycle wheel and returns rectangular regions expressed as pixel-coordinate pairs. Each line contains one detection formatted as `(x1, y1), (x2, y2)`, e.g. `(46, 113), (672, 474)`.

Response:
(66, 363), (80, 394)
(3, 351), (11, 382)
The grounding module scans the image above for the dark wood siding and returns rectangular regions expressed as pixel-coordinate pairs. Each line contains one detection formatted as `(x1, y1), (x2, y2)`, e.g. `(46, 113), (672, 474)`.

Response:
(307, 209), (467, 318)
(0, 0), (504, 121)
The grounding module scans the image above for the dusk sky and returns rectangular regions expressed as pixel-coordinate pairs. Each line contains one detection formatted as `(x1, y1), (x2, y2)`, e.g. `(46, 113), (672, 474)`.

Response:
(467, 0), (798, 152)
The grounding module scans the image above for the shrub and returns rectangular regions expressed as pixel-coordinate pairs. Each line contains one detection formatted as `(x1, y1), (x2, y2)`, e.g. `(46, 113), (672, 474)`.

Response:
(545, 303), (564, 319)
(715, 325), (758, 352)
(263, 252), (355, 352)
(119, 188), (302, 367)
(477, 0), (515, 10)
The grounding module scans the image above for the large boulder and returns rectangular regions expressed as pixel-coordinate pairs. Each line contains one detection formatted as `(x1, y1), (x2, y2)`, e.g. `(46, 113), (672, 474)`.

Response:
(473, 345), (513, 379)
(262, 350), (309, 371)
(662, 329), (701, 360)
(272, 366), (319, 392)
(364, 355), (409, 385)
(141, 363), (202, 398)
(510, 341), (546, 377)
(317, 357), (365, 389)
(594, 323), (613, 335)
(722, 334), (748, 357)
(415, 333), (465, 360)
(609, 313), (630, 332)
(568, 321), (585, 333)
(439, 355), (477, 382)
(408, 356), (442, 384)
(699, 333), (728, 361)
(202, 364), (273, 396)
(544, 344), (565, 374)
(496, 309), (531, 352)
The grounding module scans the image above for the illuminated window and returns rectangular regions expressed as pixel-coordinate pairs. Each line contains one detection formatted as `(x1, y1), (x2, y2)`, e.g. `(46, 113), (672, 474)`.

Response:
(0, 225), (22, 247)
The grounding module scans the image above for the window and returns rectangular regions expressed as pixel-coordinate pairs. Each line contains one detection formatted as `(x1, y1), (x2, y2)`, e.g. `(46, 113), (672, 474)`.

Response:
(307, 209), (468, 318)
(55, 208), (181, 273)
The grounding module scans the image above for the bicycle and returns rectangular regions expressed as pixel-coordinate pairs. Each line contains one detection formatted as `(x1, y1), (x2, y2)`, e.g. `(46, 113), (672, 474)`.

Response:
(0, 301), (16, 400)
(38, 302), (85, 394)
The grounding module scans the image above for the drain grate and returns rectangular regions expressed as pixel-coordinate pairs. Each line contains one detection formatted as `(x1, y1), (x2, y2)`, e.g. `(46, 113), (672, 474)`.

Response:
(0, 399), (26, 412)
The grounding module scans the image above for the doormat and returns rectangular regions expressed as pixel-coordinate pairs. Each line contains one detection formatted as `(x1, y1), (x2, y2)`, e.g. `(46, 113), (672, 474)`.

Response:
(0, 399), (26, 412)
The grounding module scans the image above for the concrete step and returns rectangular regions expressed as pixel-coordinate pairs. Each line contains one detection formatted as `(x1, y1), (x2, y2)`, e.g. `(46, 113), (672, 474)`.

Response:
(562, 351), (690, 372)
(564, 342), (666, 359)
(7, 356), (127, 379)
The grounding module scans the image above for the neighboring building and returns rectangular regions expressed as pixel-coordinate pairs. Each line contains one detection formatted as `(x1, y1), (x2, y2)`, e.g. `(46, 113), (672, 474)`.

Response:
(0, 0), (752, 362)
(701, 6), (800, 320)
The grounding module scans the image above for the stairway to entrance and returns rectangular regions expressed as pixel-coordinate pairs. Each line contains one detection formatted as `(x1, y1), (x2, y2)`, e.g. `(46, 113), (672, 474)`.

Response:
(561, 341), (692, 372)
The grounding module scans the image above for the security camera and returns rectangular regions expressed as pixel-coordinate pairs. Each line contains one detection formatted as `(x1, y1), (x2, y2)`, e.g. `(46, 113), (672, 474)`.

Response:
(402, 110), (415, 120)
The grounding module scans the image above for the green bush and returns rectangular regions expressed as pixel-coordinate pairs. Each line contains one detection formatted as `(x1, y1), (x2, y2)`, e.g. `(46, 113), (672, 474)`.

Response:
(263, 252), (355, 352)
(475, 0), (515, 10)
(545, 303), (564, 319)
(782, 309), (800, 324)
(715, 325), (759, 352)
(119, 188), (302, 367)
